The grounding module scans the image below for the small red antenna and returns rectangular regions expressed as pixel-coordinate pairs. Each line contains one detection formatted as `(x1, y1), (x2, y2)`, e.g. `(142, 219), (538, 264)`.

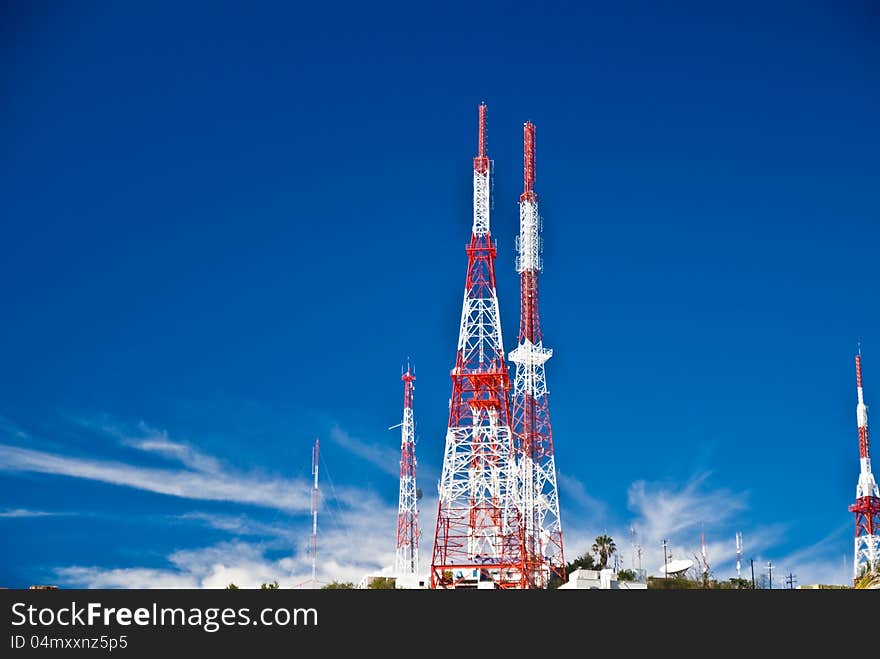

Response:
(478, 104), (487, 158)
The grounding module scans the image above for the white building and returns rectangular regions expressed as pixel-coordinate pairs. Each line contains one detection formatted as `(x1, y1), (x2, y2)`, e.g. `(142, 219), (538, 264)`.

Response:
(357, 573), (429, 589)
(558, 568), (647, 590)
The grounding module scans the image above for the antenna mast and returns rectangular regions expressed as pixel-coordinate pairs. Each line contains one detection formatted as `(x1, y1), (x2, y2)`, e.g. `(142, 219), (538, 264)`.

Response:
(848, 350), (880, 579)
(509, 120), (565, 587)
(395, 364), (420, 575)
(735, 532), (743, 579)
(700, 530), (709, 581)
(430, 104), (527, 589)
(311, 438), (319, 584)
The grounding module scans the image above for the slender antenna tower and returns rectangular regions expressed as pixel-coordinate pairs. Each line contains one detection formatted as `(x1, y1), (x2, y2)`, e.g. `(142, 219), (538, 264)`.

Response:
(430, 104), (527, 589)
(662, 539), (669, 579)
(310, 438), (319, 584)
(848, 349), (880, 579)
(735, 532), (743, 579)
(700, 529), (709, 577)
(395, 364), (420, 575)
(509, 120), (565, 587)
(630, 525), (636, 572)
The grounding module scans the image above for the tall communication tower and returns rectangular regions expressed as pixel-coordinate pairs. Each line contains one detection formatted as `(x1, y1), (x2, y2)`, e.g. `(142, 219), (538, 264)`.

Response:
(395, 365), (420, 575)
(848, 350), (880, 579)
(509, 121), (565, 587)
(430, 104), (527, 589)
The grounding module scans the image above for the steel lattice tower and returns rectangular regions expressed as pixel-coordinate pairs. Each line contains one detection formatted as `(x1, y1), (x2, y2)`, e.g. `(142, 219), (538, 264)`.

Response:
(430, 104), (527, 589)
(395, 366), (420, 575)
(848, 351), (880, 579)
(509, 122), (565, 587)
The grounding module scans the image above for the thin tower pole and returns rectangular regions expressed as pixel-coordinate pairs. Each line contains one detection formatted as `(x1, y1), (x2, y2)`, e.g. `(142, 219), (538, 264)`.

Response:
(311, 438), (319, 584)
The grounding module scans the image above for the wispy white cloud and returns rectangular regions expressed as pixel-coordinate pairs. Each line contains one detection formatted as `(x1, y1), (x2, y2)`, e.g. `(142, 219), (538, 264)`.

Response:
(177, 512), (298, 542)
(561, 472), (789, 582)
(56, 566), (201, 589)
(4, 417), (431, 588)
(768, 523), (853, 586)
(627, 472), (747, 542)
(329, 425), (402, 479)
(557, 471), (607, 520)
(329, 425), (440, 485)
(0, 443), (311, 513)
(98, 420), (224, 473)
(58, 492), (410, 589)
(0, 508), (58, 518)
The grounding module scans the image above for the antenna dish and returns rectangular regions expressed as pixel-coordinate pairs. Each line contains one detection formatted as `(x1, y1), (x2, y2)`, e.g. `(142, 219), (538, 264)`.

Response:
(657, 558), (694, 576)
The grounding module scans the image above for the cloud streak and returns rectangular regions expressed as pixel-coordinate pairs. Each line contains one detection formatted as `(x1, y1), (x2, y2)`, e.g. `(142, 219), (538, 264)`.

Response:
(329, 425), (440, 485)
(58, 492), (410, 588)
(0, 443), (312, 513)
(0, 508), (58, 518)
(329, 425), (402, 479)
(557, 471), (607, 520)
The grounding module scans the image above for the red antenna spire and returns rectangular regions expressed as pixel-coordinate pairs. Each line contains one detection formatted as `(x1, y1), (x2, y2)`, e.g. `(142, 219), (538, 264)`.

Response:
(857, 353), (869, 460)
(474, 103), (489, 174)
(857, 352), (864, 391)
(521, 121), (536, 202)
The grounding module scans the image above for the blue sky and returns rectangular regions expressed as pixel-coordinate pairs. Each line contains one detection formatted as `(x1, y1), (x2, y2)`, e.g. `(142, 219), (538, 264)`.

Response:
(1, 1), (878, 587)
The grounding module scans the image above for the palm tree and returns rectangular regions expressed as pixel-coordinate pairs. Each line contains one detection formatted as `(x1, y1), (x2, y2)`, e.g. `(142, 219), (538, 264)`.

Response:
(854, 569), (880, 589)
(591, 534), (617, 569)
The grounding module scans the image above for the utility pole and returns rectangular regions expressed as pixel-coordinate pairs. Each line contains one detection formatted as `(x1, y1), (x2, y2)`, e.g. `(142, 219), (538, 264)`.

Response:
(767, 561), (773, 590)
(786, 572), (797, 589)
(750, 559), (755, 588)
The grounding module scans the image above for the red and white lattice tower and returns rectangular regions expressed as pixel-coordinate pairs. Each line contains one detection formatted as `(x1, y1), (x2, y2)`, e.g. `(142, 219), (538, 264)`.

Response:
(848, 350), (880, 579)
(395, 365), (420, 575)
(509, 122), (565, 587)
(430, 104), (527, 589)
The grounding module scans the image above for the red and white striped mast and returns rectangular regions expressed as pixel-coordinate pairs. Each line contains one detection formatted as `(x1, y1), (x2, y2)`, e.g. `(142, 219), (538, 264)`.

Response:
(848, 349), (880, 579)
(509, 121), (565, 587)
(395, 364), (420, 575)
(430, 104), (527, 589)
